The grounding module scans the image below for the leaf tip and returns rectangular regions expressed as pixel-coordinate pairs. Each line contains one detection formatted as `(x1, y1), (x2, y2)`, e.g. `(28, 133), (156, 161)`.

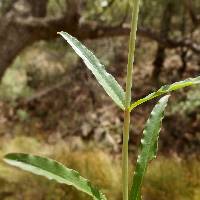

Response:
(3, 153), (17, 163)
(57, 31), (68, 38)
(4, 153), (12, 160)
(3, 153), (26, 165)
(159, 94), (170, 103)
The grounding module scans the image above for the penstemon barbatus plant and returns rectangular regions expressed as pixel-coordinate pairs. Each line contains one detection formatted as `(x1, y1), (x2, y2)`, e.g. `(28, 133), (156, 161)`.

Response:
(4, 1), (200, 200)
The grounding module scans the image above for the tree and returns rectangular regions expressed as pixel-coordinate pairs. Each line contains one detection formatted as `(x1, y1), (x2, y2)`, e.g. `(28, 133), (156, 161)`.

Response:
(0, 0), (200, 82)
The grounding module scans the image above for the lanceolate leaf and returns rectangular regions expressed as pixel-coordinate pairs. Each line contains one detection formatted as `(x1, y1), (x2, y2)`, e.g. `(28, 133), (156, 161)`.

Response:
(129, 95), (169, 200)
(58, 31), (125, 110)
(4, 153), (107, 200)
(129, 76), (200, 111)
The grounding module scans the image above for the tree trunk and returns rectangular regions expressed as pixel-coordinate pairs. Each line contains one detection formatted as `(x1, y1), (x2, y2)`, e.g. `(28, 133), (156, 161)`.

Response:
(0, 0), (78, 81)
(0, 18), (34, 80)
(152, 0), (174, 85)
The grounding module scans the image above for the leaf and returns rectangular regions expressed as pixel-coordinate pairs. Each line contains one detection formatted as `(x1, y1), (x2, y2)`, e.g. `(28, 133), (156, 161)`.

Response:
(129, 76), (200, 111)
(58, 31), (125, 110)
(4, 153), (107, 200)
(129, 95), (169, 200)
(136, 192), (141, 200)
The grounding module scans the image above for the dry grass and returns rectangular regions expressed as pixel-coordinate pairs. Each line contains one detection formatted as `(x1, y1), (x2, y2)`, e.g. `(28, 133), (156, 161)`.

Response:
(0, 136), (199, 200)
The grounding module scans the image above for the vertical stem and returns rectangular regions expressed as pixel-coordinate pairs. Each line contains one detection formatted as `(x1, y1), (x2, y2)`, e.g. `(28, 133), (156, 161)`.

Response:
(122, 1), (140, 200)
(125, 0), (140, 107)
(122, 109), (130, 200)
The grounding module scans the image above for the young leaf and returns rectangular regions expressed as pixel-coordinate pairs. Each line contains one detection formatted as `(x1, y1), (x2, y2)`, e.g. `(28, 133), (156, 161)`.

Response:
(129, 95), (169, 200)
(4, 153), (107, 200)
(58, 31), (125, 110)
(129, 76), (200, 111)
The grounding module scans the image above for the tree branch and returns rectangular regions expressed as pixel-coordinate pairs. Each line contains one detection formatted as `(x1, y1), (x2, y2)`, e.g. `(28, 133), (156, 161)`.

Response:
(185, 0), (200, 27)
(0, 0), (200, 82)
(13, 16), (200, 55)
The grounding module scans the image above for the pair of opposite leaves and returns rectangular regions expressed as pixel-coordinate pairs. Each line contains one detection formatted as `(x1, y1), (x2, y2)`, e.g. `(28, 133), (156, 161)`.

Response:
(4, 32), (200, 200)
(59, 32), (200, 111)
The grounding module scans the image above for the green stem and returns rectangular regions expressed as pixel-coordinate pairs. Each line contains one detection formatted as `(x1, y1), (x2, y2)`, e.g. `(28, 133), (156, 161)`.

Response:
(122, 1), (140, 200)
(122, 109), (130, 200)
(125, 0), (140, 107)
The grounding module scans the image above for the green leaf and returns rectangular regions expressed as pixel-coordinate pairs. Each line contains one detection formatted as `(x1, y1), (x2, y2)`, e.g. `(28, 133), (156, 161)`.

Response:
(129, 76), (200, 111)
(58, 31), (125, 110)
(136, 192), (141, 200)
(129, 95), (169, 200)
(4, 153), (107, 200)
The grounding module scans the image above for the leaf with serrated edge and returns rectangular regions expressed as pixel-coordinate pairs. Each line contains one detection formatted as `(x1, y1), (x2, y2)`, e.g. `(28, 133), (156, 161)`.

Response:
(129, 76), (200, 111)
(58, 31), (125, 110)
(4, 153), (107, 200)
(129, 95), (169, 200)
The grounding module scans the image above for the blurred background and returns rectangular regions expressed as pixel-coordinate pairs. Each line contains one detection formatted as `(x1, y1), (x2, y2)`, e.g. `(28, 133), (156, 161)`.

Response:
(0, 0), (200, 199)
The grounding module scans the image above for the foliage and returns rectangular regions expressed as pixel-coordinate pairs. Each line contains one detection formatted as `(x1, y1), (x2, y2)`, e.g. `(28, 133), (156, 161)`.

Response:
(58, 31), (125, 110)
(3, 1), (200, 200)
(129, 77), (200, 111)
(0, 137), (122, 200)
(0, 137), (199, 200)
(4, 153), (107, 200)
(130, 95), (169, 200)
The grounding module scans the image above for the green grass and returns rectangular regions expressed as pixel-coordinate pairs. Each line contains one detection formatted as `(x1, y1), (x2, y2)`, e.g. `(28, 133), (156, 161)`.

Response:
(0, 136), (199, 200)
